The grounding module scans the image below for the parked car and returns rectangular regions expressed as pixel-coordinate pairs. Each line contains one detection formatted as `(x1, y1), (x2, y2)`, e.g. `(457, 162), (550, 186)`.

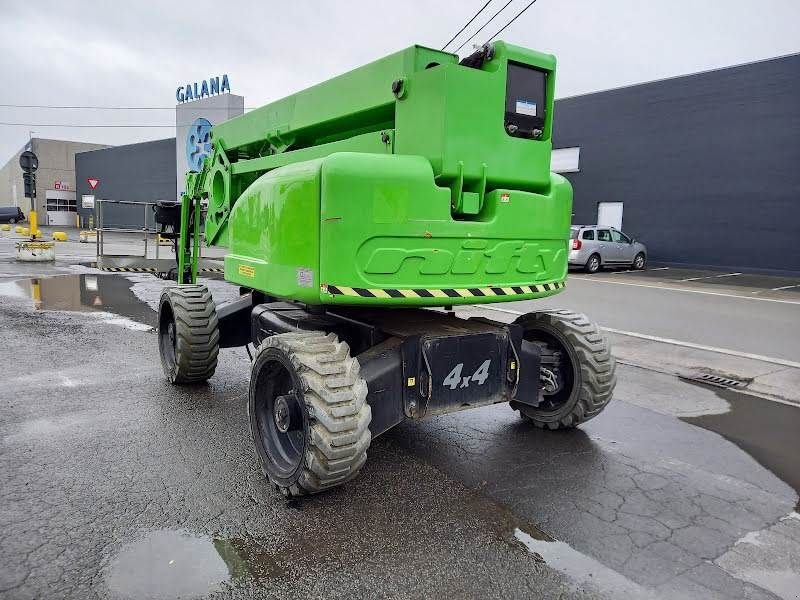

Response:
(0, 206), (25, 224)
(569, 225), (647, 273)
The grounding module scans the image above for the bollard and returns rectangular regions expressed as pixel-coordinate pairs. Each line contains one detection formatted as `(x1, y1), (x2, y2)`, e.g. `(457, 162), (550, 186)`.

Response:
(29, 210), (38, 240)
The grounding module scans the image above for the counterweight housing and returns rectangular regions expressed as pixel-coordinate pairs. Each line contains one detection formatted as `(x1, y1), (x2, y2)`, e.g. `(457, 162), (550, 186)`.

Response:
(183, 41), (572, 306)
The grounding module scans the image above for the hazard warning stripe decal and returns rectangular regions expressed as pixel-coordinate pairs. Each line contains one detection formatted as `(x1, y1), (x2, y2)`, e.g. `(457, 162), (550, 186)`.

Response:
(325, 281), (566, 298)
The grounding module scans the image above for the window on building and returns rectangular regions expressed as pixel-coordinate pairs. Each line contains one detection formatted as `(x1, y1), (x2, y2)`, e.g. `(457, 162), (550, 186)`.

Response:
(552, 147), (581, 173)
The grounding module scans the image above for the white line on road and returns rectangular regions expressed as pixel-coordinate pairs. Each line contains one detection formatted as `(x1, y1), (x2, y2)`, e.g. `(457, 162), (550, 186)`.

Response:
(680, 272), (742, 281)
(607, 267), (669, 275)
(567, 277), (800, 305)
(475, 305), (800, 369)
(772, 284), (800, 291)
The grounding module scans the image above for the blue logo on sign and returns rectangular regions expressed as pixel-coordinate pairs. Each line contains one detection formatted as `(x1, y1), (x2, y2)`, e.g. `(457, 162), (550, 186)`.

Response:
(186, 118), (212, 171)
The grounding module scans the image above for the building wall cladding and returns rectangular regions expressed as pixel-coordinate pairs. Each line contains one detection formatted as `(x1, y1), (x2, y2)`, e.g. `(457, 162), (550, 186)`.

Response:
(554, 53), (800, 273)
(75, 138), (176, 228)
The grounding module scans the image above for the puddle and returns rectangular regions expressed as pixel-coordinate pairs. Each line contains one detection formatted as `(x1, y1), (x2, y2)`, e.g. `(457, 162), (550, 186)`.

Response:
(514, 528), (654, 598)
(106, 529), (281, 599)
(681, 384), (800, 510)
(0, 274), (156, 327)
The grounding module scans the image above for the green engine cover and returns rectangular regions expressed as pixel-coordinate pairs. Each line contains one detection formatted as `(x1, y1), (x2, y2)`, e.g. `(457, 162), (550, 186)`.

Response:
(224, 152), (571, 306)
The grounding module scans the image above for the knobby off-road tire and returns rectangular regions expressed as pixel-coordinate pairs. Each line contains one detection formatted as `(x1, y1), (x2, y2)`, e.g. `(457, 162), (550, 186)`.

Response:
(249, 331), (371, 497)
(513, 310), (616, 429)
(158, 284), (219, 384)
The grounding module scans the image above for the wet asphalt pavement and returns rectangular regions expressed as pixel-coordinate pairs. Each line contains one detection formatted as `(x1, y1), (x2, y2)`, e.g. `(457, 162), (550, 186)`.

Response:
(1, 268), (799, 599)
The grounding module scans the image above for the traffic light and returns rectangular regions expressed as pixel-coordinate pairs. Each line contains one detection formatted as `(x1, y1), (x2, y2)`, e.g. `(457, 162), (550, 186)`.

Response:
(23, 172), (36, 198)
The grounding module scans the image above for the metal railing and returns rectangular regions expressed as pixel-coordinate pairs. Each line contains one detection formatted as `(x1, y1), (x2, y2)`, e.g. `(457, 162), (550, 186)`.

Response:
(95, 199), (166, 260)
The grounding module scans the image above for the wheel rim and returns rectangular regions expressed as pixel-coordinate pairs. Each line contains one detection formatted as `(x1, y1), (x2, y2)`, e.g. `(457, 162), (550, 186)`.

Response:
(635, 255), (644, 268)
(252, 356), (306, 479)
(159, 308), (177, 372)
(522, 328), (578, 412)
(589, 256), (599, 271)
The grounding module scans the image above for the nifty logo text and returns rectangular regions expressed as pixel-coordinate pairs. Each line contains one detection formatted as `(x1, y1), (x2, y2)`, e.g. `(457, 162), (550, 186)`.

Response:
(362, 240), (565, 276)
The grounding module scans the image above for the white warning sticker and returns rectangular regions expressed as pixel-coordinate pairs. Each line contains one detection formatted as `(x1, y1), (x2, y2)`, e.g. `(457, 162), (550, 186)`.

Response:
(296, 267), (314, 287)
(515, 100), (537, 116)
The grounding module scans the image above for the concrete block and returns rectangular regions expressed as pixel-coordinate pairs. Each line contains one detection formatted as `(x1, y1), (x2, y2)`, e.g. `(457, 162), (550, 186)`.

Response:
(15, 241), (55, 262)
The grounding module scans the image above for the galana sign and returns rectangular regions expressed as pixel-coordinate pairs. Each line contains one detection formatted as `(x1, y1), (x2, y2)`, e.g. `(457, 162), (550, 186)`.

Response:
(176, 75), (231, 103)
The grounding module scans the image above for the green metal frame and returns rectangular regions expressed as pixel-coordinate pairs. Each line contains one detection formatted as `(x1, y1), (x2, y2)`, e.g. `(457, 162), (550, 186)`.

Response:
(176, 193), (202, 284)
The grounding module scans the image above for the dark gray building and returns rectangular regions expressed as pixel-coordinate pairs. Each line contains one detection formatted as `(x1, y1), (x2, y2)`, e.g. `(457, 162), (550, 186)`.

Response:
(75, 138), (176, 228)
(553, 53), (800, 274)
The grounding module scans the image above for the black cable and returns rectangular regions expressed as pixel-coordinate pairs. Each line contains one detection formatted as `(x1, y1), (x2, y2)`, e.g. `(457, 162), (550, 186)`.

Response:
(453, 0), (514, 54)
(484, 0), (539, 44)
(441, 0), (493, 51)
(0, 122), (175, 128)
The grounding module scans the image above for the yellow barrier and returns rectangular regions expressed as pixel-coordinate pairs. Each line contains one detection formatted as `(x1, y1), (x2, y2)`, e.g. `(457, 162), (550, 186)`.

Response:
(20, 227), (29, 236)
(53, 231), (68, 241)
(15, 225), (24, 234)
(0, 224), (9, 231)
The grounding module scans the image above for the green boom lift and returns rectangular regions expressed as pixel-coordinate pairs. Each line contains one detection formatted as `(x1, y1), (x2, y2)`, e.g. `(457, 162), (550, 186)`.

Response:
(156, 42), (616, 497)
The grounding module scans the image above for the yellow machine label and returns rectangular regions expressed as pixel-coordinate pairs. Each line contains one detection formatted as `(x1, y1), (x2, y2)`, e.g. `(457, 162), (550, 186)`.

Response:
(238, 264), (256, 278)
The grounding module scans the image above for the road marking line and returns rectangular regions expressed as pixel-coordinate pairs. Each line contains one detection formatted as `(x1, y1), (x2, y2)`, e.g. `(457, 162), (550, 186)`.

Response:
(474, 305), (800, 369)
(567, 277), (800, 305)
(680, 272), (742, 281)
(649, 266), (670, 271)
(772, 284), (800, 291)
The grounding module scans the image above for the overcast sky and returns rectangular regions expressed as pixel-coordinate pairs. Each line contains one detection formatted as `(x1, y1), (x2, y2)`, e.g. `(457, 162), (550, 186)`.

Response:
(1, 0), (798, 161)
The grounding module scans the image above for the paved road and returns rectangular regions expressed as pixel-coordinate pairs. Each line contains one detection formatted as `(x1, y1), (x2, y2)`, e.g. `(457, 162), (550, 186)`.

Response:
(2, 270), (799, 599)
(502, 270), (800, 363)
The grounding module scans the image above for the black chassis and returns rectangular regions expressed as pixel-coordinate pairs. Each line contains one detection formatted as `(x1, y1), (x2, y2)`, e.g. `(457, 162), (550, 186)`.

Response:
(217, 293), (541, 438)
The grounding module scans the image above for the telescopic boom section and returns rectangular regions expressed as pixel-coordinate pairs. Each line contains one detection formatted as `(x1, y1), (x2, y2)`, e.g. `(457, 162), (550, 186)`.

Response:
(182, 41), (573, 307)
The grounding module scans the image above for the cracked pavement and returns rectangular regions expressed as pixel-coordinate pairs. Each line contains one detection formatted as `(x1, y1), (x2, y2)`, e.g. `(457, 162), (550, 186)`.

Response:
(1, 268), (799, 599)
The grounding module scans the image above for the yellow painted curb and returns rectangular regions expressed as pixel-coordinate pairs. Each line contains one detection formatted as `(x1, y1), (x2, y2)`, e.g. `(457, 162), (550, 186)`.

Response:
(16, 241), (55, 249)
